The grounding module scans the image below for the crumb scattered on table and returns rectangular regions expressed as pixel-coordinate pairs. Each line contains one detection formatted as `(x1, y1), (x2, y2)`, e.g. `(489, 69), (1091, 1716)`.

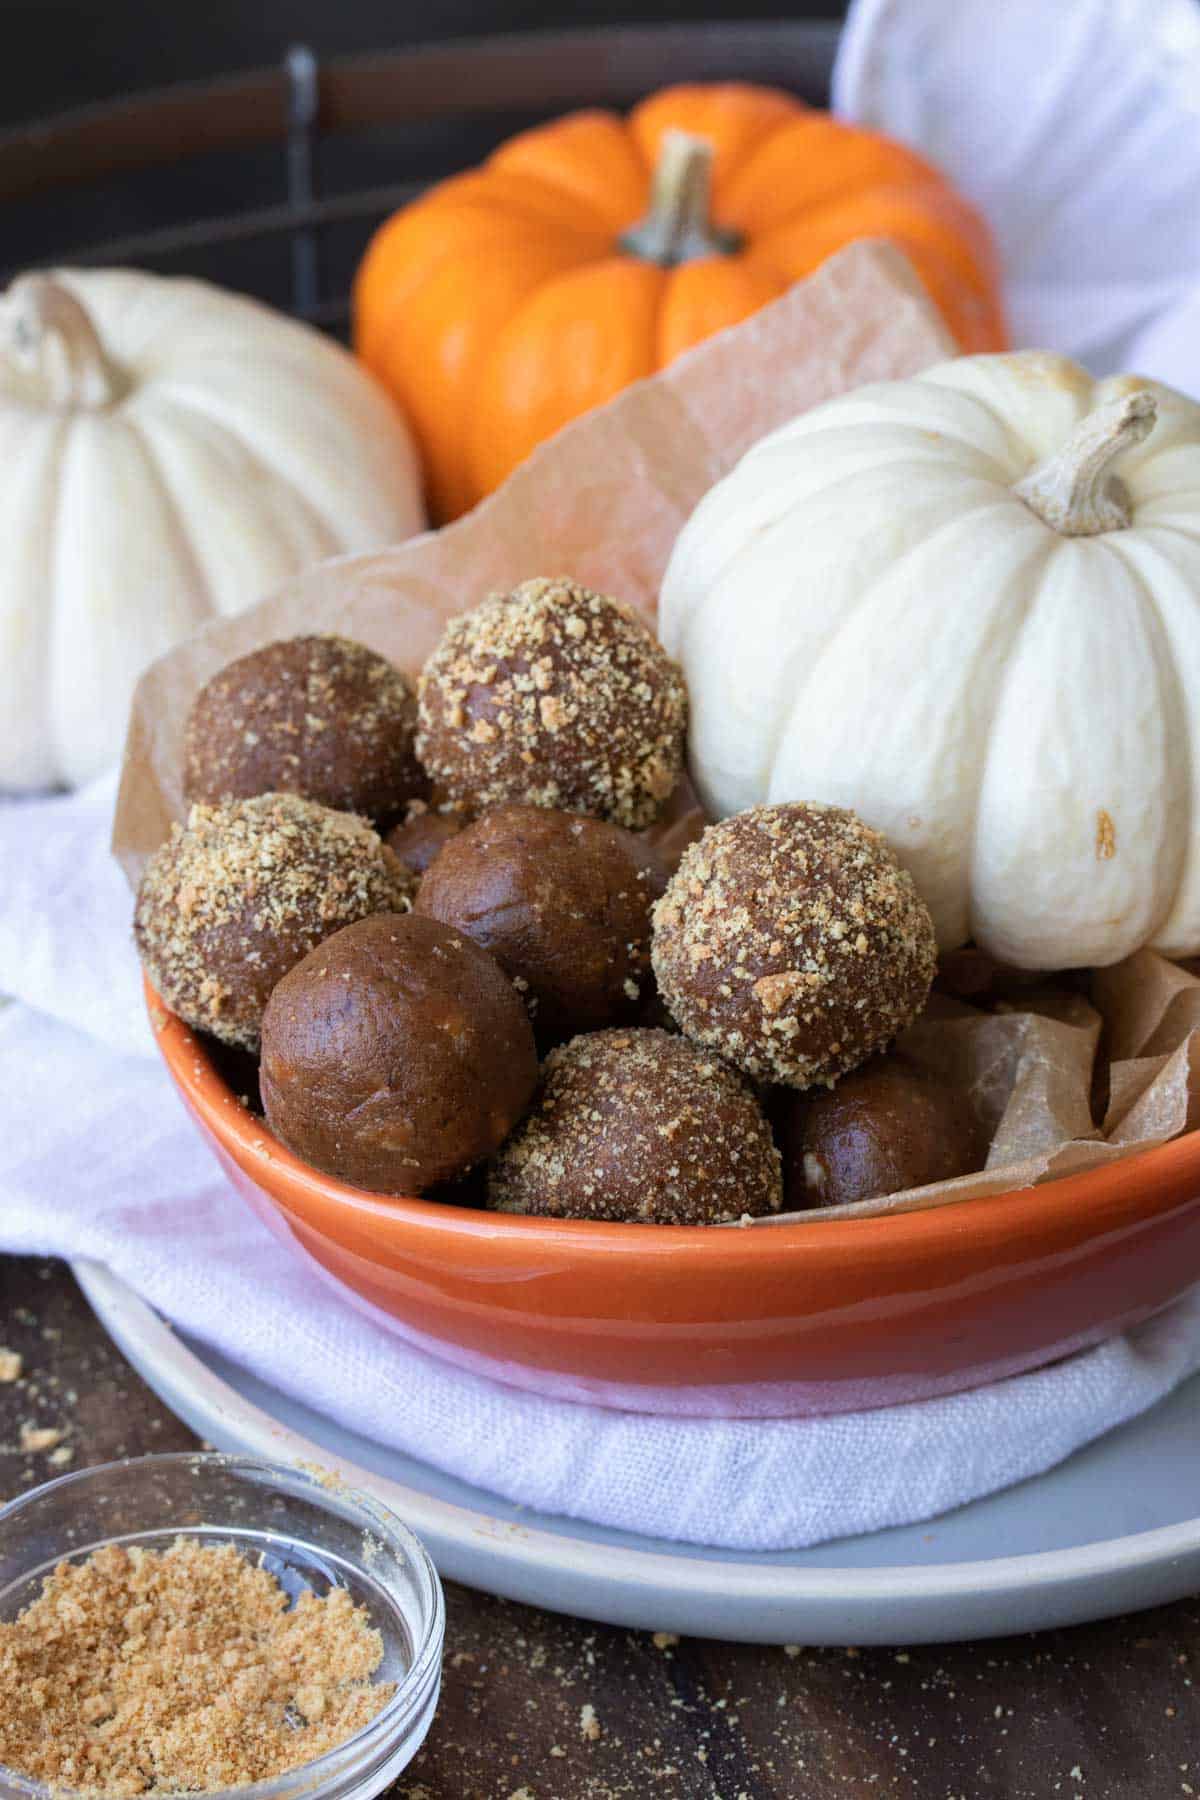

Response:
(18, 1422), (61, 1453)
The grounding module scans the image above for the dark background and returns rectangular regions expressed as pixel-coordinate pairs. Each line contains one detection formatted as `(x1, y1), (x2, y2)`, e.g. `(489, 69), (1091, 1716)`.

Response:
(2, 1), (848, 126)
(0, 4), (847, 328)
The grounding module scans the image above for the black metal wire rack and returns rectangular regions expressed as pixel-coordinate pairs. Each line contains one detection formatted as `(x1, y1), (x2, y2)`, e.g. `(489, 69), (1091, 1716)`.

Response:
(0, 22), (838, 339)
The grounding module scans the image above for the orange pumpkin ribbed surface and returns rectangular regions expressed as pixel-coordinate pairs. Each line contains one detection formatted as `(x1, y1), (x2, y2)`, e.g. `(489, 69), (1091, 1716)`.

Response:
(353, 83), (1007, 521)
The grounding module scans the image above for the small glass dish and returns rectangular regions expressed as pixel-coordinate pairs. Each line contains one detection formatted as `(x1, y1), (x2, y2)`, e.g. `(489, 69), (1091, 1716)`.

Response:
(0, 1452), (444, 1800)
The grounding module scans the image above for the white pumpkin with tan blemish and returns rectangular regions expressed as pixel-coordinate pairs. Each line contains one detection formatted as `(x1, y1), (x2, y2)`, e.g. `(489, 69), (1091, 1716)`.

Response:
(0, 269), (425, 792)
(661, 351), (1200, 969)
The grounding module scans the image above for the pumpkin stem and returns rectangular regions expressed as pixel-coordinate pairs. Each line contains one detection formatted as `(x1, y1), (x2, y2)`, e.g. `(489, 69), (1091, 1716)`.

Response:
(620, 129), (742, 267)
(0, 273), (128, 409)
(1013, 390), (1158, 536)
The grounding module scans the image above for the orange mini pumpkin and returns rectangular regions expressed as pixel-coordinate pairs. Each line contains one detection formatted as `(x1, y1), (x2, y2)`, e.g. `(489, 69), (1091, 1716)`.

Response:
(354, 83), (1007, 521)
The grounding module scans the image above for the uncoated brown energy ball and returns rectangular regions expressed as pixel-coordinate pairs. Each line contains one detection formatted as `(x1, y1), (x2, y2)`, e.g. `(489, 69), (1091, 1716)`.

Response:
(488, 1027), (782, 1225)
(652, 803), (937, 1089)
(134, 793), (415, 1052)
(415, 805), (668, 1044)
(385, 799), (468, 877)
(778, 1054), (980, 1210)
(260, 912), (538, 1194)
(415, 577), (687, 829)
(184, 634), (425, 824)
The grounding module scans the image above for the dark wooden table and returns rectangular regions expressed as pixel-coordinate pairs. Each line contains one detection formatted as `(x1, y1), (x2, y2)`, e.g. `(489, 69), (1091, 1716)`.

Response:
(2, 1256), (1197, 1799)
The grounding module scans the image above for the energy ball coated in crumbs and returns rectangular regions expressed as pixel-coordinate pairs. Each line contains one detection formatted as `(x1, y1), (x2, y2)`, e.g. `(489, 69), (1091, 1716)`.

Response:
(651, 802), (938, 1089)
(183, 633), (425, 825)
(415, 576), (688, 829)
(488, 1026), (782, 1225)
(134, 792), (415, 1053)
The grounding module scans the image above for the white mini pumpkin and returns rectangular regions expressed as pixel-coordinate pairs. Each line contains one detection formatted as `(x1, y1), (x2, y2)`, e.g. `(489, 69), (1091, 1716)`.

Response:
(660, 351), (1200, 970)
(0, 269), (426, 791)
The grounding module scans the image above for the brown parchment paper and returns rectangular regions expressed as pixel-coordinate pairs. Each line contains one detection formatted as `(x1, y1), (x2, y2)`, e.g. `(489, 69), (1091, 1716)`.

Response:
(751, 955), (1200, 1225)
(110, 237), (1200, 1225)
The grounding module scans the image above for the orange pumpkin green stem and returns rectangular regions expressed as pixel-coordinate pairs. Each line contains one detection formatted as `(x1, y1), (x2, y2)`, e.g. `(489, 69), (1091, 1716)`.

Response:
(619, 129), (742, 267)
(353, 83), (1009, 521)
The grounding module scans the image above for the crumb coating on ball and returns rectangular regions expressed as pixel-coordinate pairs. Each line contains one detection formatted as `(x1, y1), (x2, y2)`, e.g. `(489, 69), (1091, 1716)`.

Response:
(416, 577), (687, 829)
(488, 1027), (782, 1225)
(134, 793), (414, 1051)
(651, 803), (937, 1089)
(184, 634), (423, 822)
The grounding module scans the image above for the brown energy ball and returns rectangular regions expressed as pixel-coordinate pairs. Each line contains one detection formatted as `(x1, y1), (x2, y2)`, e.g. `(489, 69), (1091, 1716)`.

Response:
(184, 634), (425, 824)
(652, 802), (937, 1089)
(488, 1028), (782, 1225)
(415, 805), (668, 1043)
(260, 912), (538, 1195)
(778, 1054), (981, 1210)
(134, 794), (414, 1052)
(385, 799), (468, 877)
(416, 576), (687, 829)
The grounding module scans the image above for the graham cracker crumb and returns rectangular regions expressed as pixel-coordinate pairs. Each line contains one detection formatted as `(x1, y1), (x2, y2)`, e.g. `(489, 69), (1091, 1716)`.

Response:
(0, 1349), (22, 1382)
(18, 1423), (61, 1453)
(0, 1538), (394, 1796)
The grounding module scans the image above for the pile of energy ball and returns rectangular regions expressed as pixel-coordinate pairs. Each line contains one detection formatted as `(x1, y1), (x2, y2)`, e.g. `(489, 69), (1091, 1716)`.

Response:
(135, 577), (982, 1225)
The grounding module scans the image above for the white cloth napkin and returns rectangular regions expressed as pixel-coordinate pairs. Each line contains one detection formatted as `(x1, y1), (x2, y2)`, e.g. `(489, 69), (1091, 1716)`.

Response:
(3, 780), (1200, 1553)
(6, 0), (1200, 1553)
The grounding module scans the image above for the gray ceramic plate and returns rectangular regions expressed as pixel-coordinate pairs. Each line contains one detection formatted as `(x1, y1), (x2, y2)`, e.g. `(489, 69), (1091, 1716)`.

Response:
(74, 1259), (1200, 1645)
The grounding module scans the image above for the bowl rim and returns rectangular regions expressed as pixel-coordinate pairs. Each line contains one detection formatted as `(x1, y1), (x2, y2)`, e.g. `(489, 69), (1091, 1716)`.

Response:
(147, 977), (1200, 1257)
(0, 1450), (445, 1800)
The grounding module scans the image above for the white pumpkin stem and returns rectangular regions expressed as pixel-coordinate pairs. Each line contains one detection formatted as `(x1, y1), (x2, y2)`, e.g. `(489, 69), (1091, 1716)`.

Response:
(620, 129), (742, 267)
(1014, 391), (1157, 536)
(0, 273), (127, 409)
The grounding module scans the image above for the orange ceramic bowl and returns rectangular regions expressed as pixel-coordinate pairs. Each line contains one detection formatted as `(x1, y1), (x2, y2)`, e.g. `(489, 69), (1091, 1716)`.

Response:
(149, 980), (1200, 1419)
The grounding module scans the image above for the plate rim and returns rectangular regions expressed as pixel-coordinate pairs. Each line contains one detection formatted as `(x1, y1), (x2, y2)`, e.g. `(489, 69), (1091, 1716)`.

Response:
(72, 1257), (1200, 1609)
